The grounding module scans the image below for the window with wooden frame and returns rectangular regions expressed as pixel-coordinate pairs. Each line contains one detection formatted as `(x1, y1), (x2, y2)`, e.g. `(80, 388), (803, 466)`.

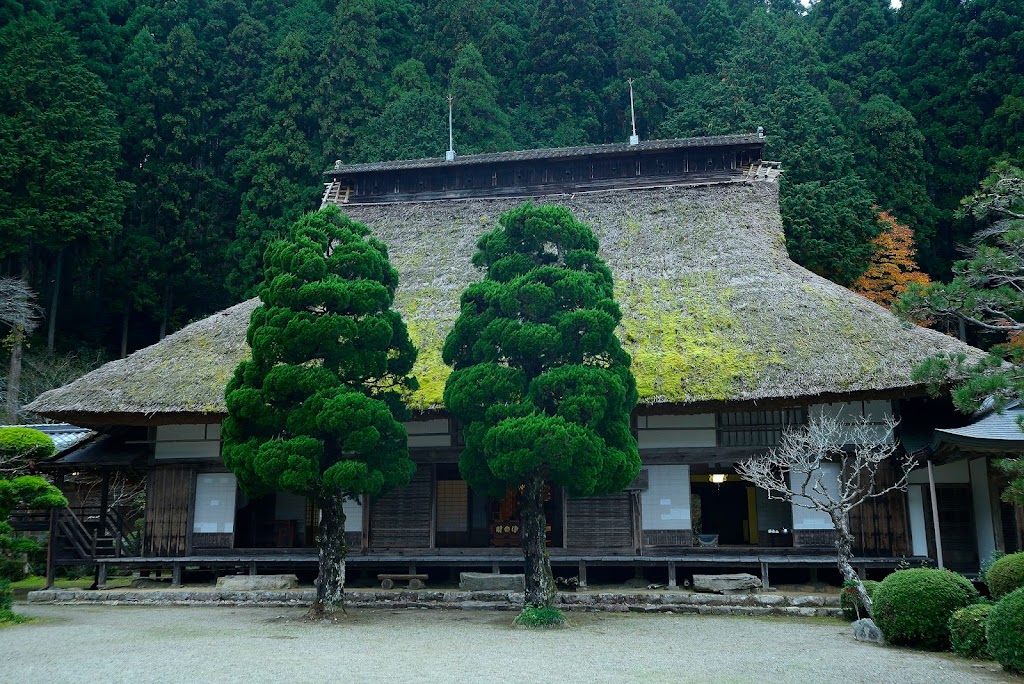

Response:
(717, 409), (807, 448)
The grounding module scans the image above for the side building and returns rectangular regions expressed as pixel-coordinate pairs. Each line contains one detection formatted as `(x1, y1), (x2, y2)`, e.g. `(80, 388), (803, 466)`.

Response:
(25, 135), (1013, 587)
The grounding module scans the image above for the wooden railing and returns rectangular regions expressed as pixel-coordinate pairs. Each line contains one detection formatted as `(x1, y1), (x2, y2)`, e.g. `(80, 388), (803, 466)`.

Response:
(10, 504), (143, 561)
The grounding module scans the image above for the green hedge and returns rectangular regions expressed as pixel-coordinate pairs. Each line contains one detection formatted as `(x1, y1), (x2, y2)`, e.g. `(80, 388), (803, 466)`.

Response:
(840, 579), (880, 621)
(0, 427), (55, 463)
(949, 603), (994, 659)
(987, 552), (1024, 600)
(0, 559), (27, 582)
(988, 586), (1024, 673)
(873, 568), (979, 651)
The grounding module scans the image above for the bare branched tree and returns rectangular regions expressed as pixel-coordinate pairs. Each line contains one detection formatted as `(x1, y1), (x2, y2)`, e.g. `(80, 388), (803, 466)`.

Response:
(736, 414), (914, 618)
(1, 278), (42, 423)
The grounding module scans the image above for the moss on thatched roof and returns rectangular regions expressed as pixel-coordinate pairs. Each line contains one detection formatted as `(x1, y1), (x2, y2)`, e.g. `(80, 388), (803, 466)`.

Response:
(28, 182), (981, 423)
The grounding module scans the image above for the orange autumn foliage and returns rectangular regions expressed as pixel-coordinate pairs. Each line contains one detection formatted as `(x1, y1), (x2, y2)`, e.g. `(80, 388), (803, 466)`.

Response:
(852, 210), (931, 309)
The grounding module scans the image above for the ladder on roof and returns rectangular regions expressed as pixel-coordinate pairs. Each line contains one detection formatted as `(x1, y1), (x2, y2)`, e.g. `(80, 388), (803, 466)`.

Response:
(742, 161), (783, 182)
(321, 181), (351, 208)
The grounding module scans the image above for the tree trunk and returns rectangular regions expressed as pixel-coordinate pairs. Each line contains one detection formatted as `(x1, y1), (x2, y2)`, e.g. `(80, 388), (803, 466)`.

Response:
(832, 510), (873, 618)
(5, 324), (24, 423)
(120, 302), (131, 359)
(521, 474), (556, 608)
(46, 248), (63, 353)
(311, 492), (347, 616)
(159, 282), (172, 340)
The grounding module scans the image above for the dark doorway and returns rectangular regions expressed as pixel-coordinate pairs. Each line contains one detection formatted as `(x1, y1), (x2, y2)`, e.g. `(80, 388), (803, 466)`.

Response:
(924, 484), (979, 572)
(691, 481), (753, 546)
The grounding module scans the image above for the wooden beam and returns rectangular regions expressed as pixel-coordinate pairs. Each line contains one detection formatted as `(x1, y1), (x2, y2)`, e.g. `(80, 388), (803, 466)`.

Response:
(927, 460), (945, 570)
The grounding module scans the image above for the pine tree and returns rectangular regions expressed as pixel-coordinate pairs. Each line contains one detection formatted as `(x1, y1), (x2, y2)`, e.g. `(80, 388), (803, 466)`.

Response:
(448, 43), (514, 154)
(442, 203), (640, 616)
(223, 207), (418, 615)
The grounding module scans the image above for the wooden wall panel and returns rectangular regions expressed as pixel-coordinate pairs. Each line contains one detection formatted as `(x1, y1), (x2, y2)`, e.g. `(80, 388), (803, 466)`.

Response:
(850, 460), (910, 557)
(566, 493), (633, 550)
(144, 466), (194, 556)
(369, 466), (432, 549)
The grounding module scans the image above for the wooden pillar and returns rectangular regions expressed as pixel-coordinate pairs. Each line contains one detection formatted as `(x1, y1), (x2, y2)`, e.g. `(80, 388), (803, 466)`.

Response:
(45, 507), (58, 590)
(249, 561), (257, 576)
(578, 560), (588, 589)
(667, 562), (677, 590)
(927, 460), (944, 569)
(491, 561), (500, 574)
(96, 562), (107, 590)
(760, 562), (770, 590)
(98, 470), (111, 538)
(172, 563), (182, 587)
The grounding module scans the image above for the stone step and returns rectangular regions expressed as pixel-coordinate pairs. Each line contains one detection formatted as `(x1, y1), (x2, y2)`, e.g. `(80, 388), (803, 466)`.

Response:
(28, 587), (841, 617)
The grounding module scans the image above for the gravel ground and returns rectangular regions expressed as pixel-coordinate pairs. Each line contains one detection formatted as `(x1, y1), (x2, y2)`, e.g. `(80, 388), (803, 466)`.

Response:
(1, 604), (1019, 684)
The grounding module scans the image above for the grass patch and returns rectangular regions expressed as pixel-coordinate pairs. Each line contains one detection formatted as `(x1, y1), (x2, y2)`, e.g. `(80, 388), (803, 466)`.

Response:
(0, 609), (30, 625)
(513, 606), (568, 629)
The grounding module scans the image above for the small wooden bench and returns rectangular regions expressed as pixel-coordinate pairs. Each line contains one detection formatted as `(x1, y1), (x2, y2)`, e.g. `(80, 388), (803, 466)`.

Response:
(377, 573), (428, 590)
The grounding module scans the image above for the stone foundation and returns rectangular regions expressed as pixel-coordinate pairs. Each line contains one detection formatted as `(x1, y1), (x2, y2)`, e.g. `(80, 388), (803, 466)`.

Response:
(28, 587), (841, 617)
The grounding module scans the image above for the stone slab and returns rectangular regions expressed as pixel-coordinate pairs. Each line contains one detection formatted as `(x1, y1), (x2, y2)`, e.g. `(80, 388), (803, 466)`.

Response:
(459, 572), (525, 592)
(215, 574), (299, 590)
(692, 573), (763, 594)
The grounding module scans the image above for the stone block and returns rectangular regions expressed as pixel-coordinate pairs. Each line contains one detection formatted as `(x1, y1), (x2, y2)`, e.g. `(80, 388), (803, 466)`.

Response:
(215, 574), (298, 590)
(458, 573), (525, 592)
(692, 573), (762, 594)
(852, 618), (885, 645)
(790, 595), (825, 607)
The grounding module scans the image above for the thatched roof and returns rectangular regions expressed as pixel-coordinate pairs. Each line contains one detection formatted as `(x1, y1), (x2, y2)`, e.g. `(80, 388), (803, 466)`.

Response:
(28, 181), (982, 423)
(27, 300), (258, 425)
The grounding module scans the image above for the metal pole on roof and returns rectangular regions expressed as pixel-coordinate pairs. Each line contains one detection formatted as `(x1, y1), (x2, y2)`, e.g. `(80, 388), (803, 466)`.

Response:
(446, 94), (455, 161)
(927, 459), (945, 569)
(627, 78), (639, 146)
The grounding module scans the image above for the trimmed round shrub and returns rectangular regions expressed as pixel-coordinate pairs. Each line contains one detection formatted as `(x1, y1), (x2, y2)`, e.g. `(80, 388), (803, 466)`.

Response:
(840, 579), (880, 621)
(873, 568), (980, 650)
(949, 603), (994, 658)
(987, 586), (1024, 673)
(0, 427), (55, 463)
(987, 552), (1024, 600)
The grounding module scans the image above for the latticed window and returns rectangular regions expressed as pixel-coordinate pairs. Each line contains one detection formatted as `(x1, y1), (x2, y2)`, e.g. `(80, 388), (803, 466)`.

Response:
(717, 409), (807, 447)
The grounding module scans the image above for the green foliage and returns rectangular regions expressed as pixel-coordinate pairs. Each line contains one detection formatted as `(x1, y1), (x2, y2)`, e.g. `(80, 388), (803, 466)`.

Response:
(443, 203), (640, 497)
(987, 553), (1024, 600)
(840, 579), (880, 621)
(0, 475), (65, 609)
(0, 560), (27, 582)
(222, 206), (417, 502)
(873, 568), (980, 651)
(987, 586), (1024, 673)
(513, 605), (568, 628)
(949, 603), (995, 659)
(0, 428), (55, 465)
(0, 579), (10, 612)
(994, 458), (1024, 507)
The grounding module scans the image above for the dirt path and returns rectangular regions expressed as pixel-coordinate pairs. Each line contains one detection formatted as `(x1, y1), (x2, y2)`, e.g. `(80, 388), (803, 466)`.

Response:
(1, 605), (1018, 684)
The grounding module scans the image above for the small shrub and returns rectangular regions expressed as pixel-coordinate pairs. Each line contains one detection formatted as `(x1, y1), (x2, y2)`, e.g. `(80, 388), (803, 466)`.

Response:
(987, 586), (1024, 673)
(0, 559), (27, 582)
(513, 605), (567, 628)
(980, 550), (1006, 587)
(0, 579), (11, 612)
(873, 568), (979, 650)
(949, 603), (994, 658)
(987, 552), (1024, 600)
(840, 579), (880, 621)
(0, 427), (55, 464)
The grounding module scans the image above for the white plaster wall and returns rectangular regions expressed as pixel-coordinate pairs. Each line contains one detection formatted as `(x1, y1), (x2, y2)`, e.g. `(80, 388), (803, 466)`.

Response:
(405, 418), (451, 448)
(155, 424), (221, 460)
(908, 460), (970, 485)
(641, 465), (691, 530)
(790, 461), (842, 530)
(343, 498), (363, 533)
(637, 414), (715, 449)
(907, 484), (928, 556)
(193, 473), (236, 533)
(970, 458), (996, 562)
